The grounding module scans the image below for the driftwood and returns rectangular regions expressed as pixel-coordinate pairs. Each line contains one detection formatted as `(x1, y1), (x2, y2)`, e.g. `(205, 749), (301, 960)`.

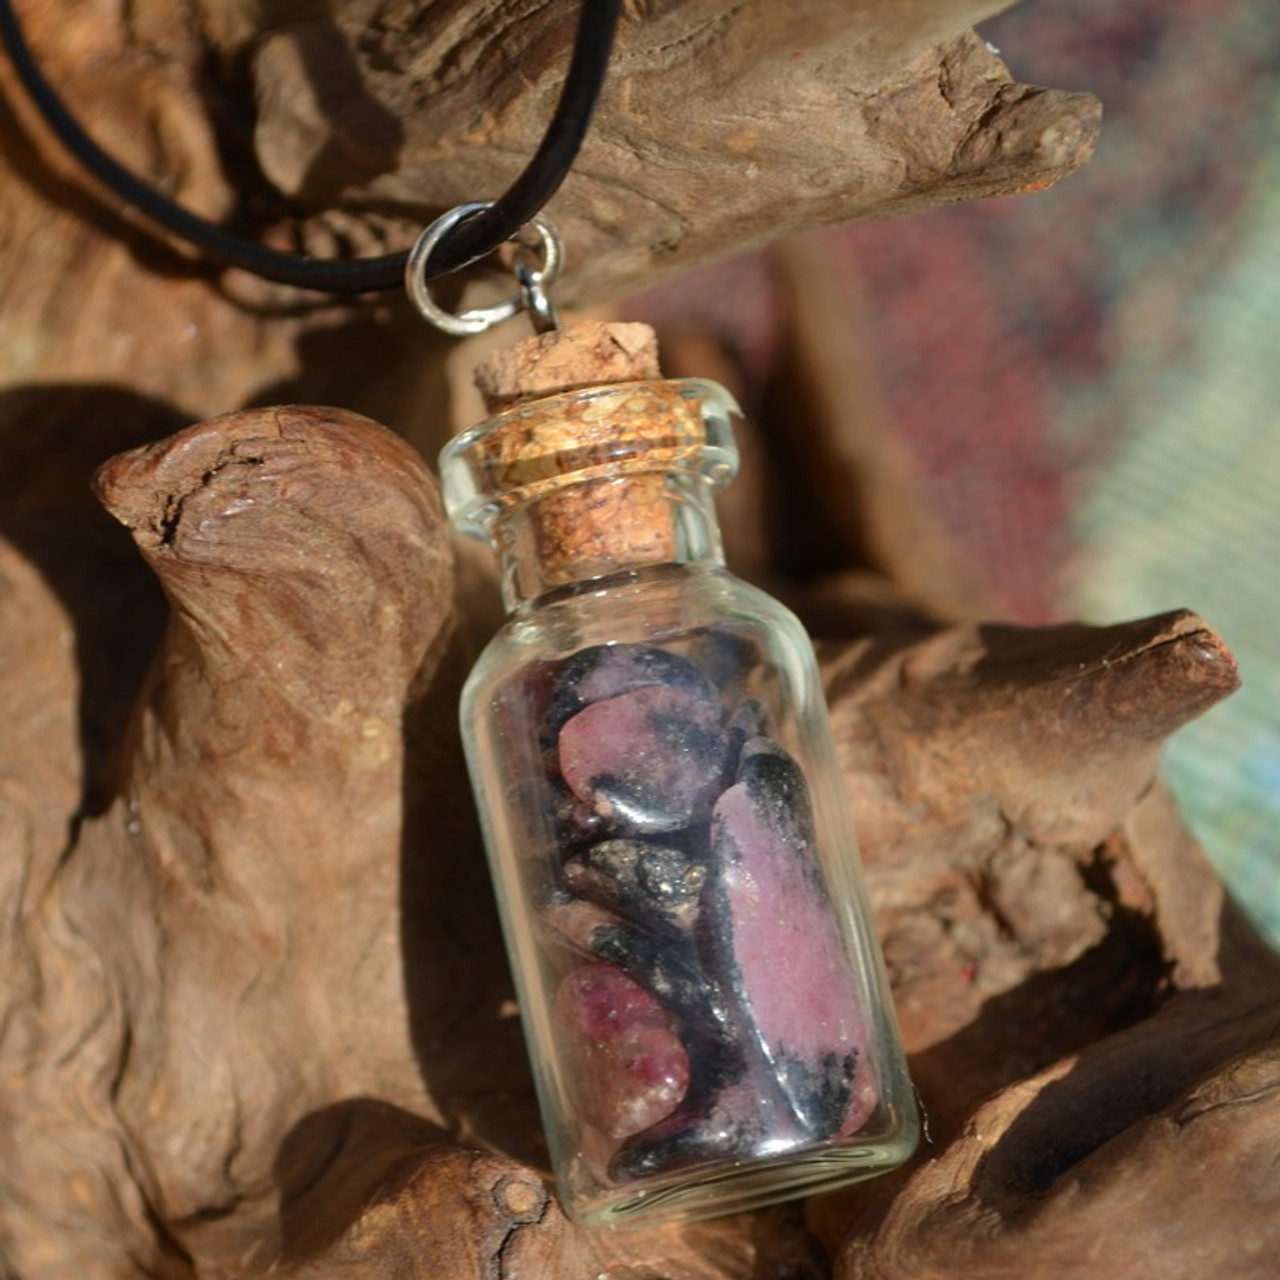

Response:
(243, 0), (1101, 304)
(2, 0), (1278, 1277)
(0, 0), (1100, 423)
(4, 384), (1276, 1277)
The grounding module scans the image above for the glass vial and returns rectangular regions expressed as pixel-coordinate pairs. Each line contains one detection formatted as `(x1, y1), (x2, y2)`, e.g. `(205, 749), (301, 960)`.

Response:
(440, 375), (916, 1228)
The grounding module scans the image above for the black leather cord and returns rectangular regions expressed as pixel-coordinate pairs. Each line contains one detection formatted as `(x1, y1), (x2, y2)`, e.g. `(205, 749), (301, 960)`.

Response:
(0, 0), (620, 293)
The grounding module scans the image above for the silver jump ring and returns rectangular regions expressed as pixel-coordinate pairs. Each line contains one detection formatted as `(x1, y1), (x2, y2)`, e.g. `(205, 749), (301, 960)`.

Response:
(405, 202), (564, 337)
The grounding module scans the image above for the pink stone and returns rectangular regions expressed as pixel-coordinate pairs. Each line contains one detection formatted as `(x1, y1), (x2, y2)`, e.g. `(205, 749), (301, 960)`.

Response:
(555, 964), (692, 1140)
(709, 746), (868, 1136)
(543, 897), (622, 955)
(557, 684), (726, 831)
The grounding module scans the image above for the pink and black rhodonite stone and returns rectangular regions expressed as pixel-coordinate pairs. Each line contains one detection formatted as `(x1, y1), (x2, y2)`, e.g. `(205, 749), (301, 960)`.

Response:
(535, 641), (872, 1183)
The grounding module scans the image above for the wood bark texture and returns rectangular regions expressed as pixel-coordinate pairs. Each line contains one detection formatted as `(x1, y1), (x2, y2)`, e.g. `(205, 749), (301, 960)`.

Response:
(239, 0), (1102, 304)
(2, 1), (1277, 1278)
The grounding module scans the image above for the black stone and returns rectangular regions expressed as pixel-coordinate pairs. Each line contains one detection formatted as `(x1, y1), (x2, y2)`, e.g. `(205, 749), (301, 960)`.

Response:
(688, 628), (760, 702)
(546, 643), (719, 740)
(735, 736), (817, 852)
(563, 838), (707, 932)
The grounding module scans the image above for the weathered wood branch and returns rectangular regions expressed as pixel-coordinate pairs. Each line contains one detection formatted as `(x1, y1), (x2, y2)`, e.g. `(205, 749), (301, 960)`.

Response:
(0, 0), (1099, 373)
(2, 385), (1276, 1274)
(242, 0), (1100, 303)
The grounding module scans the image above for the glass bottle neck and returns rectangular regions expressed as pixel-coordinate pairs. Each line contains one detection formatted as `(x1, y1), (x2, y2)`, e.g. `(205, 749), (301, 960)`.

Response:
(439, 377), (741, 615)
(495, 470), (725, 612)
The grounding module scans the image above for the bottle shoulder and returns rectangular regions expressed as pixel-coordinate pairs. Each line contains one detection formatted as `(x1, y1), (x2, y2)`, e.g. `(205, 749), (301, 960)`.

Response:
(462, 564), (814, 714)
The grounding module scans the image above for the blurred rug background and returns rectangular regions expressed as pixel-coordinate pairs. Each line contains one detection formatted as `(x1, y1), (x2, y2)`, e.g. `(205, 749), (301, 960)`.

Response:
(629, 0), (1280, 946)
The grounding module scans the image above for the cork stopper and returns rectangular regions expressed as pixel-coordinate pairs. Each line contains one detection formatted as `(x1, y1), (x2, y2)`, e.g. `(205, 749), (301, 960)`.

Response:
(474, 321), (662, 412)
(446, 322), (738, 601)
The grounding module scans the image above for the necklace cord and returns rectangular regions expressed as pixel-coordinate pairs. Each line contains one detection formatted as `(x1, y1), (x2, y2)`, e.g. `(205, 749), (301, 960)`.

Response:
(0, 0), (620, 293)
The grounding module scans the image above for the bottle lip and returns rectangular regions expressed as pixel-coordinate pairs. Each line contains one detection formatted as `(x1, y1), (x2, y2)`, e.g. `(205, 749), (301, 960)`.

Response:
(438, 377), (741, 537)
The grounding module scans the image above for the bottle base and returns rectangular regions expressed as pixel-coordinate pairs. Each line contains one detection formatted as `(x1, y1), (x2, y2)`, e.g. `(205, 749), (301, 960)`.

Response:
(566, 1127), (918, 1230)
